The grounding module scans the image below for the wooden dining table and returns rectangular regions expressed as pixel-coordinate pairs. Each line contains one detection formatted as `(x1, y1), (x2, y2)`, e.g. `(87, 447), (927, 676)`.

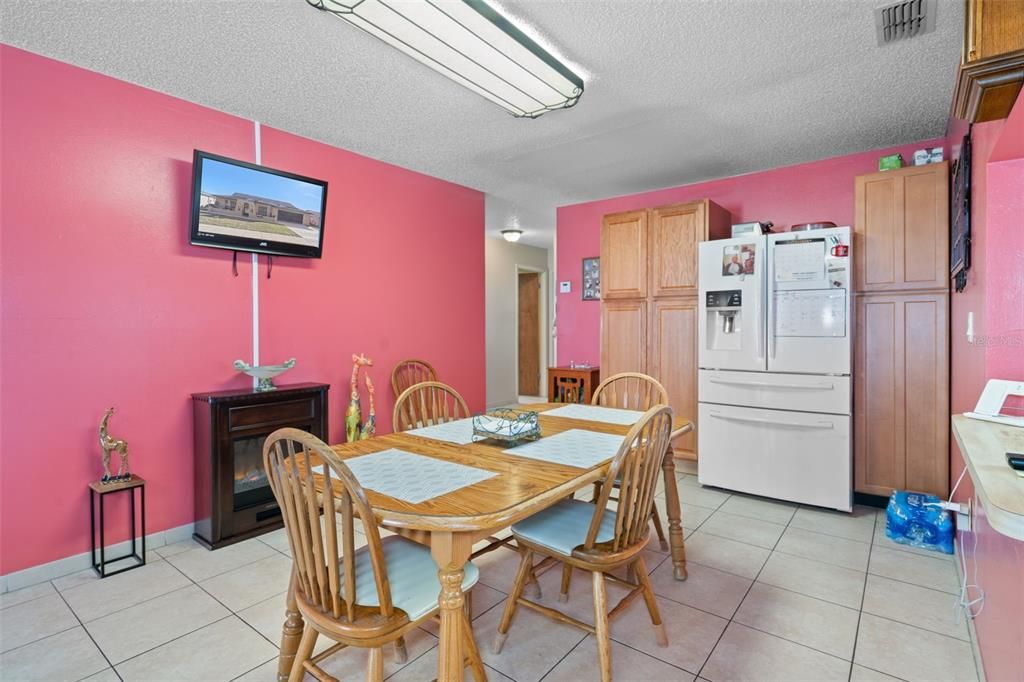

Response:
(275, 403), (693, 682)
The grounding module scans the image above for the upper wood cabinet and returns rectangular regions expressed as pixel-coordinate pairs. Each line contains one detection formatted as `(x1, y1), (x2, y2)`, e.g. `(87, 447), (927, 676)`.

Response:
(600, 210), (648, 299)
(953, 0), (1024, 122)
(600, 299), (647, 378)
(854, 292), (949, 498)
(854, 163), (949, 293)
(650, 298), (699, 457)
(602, 199), (730, 300)
(649, 201), (731, 297)
(965, 0), (1024, 63)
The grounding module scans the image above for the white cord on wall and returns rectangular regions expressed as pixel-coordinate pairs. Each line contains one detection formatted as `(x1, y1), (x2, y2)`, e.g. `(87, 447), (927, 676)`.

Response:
(949, 467), (985, 623)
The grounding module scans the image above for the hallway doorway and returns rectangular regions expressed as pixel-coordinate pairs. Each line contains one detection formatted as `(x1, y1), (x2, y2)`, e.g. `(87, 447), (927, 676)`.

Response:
(517, 271), (541, 397)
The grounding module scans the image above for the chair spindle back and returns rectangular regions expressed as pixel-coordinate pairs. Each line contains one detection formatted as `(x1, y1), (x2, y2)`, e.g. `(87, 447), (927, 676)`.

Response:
(587, 405), (673, 554)
(392, 381), (470, 432)
(390, 359), (438, 398)
(263, 428), (392, 624)
(592, 373), (669, 412)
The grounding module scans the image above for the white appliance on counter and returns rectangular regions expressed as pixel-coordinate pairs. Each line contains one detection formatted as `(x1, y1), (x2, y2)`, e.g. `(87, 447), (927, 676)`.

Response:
(697, 226), (853, 511)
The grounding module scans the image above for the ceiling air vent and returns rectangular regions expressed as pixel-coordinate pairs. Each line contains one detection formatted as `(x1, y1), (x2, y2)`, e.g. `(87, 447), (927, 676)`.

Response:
(875, 0), (936, 46)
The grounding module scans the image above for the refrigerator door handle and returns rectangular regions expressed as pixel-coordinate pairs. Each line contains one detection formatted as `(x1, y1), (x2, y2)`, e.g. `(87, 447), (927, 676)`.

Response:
(756, 287), (765, 361)
(708, 412), (835, 430)
(709, 378), (835, 390)
(768, 294), (776, 360)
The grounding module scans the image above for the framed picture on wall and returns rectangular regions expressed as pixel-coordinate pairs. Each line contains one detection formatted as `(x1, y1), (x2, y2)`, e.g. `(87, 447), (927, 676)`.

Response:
(582, 257), (600, 301)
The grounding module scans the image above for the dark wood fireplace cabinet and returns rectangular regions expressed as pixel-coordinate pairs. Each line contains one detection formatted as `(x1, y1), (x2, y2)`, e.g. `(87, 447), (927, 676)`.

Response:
(191, 382), (329, 549)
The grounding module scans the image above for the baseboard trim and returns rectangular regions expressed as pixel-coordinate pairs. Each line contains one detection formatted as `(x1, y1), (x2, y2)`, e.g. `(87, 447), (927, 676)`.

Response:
(0, 522), (195, 594)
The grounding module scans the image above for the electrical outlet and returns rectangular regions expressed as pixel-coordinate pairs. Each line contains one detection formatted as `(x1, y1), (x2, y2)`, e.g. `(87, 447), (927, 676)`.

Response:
(957, 499), (972, 533)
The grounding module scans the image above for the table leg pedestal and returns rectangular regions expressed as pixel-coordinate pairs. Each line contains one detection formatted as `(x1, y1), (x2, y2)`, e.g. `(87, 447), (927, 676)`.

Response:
(278, 571), (305, 682)
(433, 532), (473, 682)
(661, 448), (688, 581)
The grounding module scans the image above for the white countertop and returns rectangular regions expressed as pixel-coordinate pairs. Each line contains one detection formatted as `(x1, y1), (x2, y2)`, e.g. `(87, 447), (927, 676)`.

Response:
(951, 414), (1024, 541)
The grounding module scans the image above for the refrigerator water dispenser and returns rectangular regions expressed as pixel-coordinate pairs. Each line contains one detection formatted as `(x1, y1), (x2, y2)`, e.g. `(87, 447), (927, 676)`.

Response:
(705, 289), (743, 351)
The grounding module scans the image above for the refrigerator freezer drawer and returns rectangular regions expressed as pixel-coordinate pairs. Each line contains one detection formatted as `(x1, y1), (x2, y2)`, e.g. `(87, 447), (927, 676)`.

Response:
(697, 403), (852, 511)
(699, 370), (851, 415)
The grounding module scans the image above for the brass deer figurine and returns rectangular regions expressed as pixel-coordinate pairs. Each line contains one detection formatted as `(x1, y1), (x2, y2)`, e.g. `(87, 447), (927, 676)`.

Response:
(99, 407), (130, 481)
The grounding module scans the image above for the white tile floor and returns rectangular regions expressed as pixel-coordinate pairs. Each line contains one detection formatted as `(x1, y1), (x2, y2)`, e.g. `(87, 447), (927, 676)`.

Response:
(0, 472), (981, 682)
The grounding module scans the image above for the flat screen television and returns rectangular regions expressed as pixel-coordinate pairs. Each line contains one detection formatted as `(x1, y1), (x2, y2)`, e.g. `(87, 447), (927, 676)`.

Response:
(189, 150), (328, 258)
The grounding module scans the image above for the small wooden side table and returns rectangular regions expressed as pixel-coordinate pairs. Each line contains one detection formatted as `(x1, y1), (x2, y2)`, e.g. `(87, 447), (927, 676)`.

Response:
(548, 366), (600, 404)
(89, 475), (146, 578)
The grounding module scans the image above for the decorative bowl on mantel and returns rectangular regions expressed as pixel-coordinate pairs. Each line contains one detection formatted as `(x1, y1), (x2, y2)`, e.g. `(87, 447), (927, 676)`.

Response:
(233, 358), (296, 392)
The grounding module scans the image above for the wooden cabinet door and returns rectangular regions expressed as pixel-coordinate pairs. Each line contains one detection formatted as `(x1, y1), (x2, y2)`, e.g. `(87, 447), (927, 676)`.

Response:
(965, 0), (1024, 62)
(902, 293), (949, 497)
(854, 163), (949, 292)
(650, 298), (699, 459)
(600, 210), (647, 299)
(855, 295), (905, 495)
(854, 293), (949, 497)
(601, 300), (646, 378)
(649, 202), (705, 297)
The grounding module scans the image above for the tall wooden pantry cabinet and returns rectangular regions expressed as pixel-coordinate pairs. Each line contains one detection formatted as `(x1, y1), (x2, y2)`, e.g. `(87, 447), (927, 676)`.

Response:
(600, 199), (731, 459)
(853, 162), (950, 498)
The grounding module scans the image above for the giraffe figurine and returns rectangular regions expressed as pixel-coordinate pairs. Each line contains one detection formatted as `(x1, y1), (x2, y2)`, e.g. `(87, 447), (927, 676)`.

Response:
(346, 354), (374, 442)
(360, 371), (376, 440)
(98, 407), (130, 481)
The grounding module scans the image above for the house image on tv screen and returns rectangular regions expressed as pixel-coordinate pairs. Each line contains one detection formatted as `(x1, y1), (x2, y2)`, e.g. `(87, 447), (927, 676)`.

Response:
(201, 192), (321, 227)
(198, 192), (322, 247)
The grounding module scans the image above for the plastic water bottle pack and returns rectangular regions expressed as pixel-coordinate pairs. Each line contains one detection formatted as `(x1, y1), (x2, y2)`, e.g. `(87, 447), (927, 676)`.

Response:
(885, 490), (954, 555)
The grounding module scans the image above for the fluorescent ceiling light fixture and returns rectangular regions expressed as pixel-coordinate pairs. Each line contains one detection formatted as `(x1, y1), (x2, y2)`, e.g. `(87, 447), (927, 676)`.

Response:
(308, 0), (584, 118)
(501, 229), (523, 242)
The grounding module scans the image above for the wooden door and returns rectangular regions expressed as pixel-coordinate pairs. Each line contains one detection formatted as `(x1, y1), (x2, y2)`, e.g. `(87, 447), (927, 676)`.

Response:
(854, 293), (949, 497)
(600, 210), (647, 299)
(650, 298), (699, 459)
(601, 300), (646, 378)
(650, 202), (705, 297)
(517, 272), (540, 396)
(854, 163), (949, 293)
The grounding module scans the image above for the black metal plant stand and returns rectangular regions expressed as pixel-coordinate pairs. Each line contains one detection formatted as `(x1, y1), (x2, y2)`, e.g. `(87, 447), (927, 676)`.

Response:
(89, 475), (146, 578)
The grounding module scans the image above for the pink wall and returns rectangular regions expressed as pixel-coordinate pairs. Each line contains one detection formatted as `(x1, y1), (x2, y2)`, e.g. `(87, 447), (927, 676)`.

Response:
(0, 46), (485, 576)
(555, 138), (944, 365)
(947, 94), (1024, 682)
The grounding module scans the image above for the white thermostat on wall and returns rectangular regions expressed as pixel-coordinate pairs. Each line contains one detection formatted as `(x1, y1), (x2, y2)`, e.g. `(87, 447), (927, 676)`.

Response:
(559, 281), (571, 294)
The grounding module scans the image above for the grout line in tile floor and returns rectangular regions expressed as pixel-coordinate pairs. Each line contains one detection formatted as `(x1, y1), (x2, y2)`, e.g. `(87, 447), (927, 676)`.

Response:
(845, 506), (878, 681)
(96, 558), (247, 674)
(55, 584), (123, 682)
(692, 490), (798, 681)
(230, 656), (279, 682)
(4, 492), (977, 682)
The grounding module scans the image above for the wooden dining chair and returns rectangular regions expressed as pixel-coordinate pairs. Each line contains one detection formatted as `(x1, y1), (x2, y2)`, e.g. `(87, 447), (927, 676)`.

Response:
(491, 406), (675, 682)
(392, 380), (520, 581)
(390, 359), (438, 398)
(392, 381), (470, 432)
(591, 372), (671, 551)
(263, 428), (485, 682)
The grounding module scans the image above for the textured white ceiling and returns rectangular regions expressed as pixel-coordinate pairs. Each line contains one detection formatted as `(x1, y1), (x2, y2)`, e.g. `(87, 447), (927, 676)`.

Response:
(1, 0), (963, 248)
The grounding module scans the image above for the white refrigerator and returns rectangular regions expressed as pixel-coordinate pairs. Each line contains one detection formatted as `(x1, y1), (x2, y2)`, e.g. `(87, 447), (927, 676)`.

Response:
(697, 227), (853, 511)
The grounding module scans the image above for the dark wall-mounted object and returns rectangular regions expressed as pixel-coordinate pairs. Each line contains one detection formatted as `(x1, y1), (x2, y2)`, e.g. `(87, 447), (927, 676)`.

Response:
(190, 150), (328, 259)
(951, 131), (972, 293)
(192, 382), (329, 549)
